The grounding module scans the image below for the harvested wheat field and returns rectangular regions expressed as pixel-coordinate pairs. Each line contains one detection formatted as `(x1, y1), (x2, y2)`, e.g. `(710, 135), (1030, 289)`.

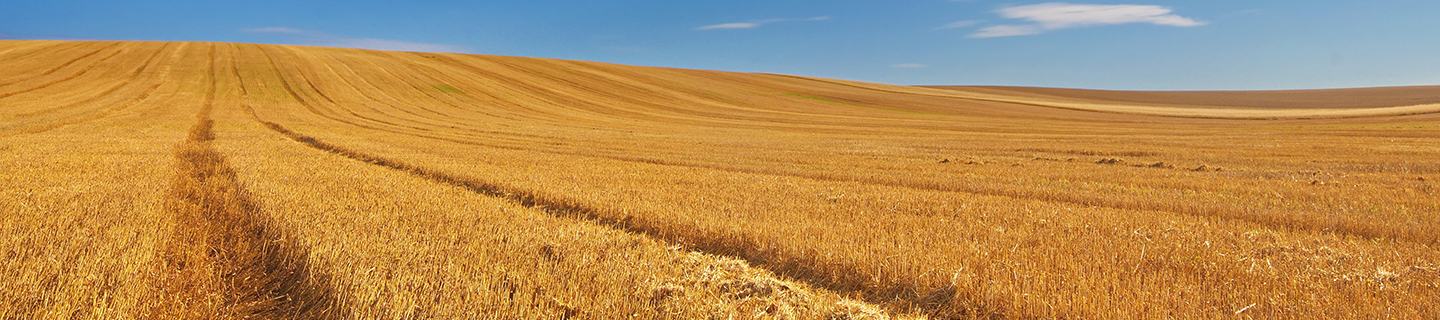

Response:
(2, 40), (1438, 319)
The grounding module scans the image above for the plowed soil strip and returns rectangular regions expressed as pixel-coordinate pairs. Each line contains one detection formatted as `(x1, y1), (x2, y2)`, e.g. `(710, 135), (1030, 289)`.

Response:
(154, 51), (340, 318)
(248, 112), (958, 317)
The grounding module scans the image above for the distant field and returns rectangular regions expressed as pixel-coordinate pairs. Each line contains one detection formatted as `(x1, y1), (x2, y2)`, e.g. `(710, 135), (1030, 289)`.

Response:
(929, 85), (1440, 109)
(2, 40), (1438, 319)
(911, 84), (1440, 119)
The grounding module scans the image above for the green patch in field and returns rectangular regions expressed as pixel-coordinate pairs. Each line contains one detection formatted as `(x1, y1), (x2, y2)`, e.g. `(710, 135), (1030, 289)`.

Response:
(433, 84), (463, 94)
(783, 92), (845, 105)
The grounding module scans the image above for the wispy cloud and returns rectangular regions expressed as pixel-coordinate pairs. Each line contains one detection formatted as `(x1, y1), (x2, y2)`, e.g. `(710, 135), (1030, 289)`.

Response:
(697, 22), (763, 31)
(891, 63), (928, 69)
(971, 25), (1046, 38)
(970, 3), (1204, 38)
(936, 20), (982, 30)
(696, 16), (831, 31)
(243, 26), (465, 52)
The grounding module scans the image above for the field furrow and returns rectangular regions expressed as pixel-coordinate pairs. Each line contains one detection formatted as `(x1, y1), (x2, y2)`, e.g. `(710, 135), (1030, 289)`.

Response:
(211, 45), (898, 317)
(0, 42), (112, 87)
(234, 85), (1436, 247)
(0, 44), (176, 136)
(0, 43), (131, 100)
(223, 115), (898, 318)
(251, 110), (1440, 318)
(246, 109), (910, 314)
(151, 47), (340, 319)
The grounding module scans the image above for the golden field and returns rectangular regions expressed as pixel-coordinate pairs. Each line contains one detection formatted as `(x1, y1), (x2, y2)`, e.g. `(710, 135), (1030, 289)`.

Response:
(1, 40), (1437, 319)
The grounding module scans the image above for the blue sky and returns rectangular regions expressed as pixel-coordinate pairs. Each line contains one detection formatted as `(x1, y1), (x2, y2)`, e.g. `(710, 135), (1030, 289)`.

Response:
(3, 0), (1438, 90)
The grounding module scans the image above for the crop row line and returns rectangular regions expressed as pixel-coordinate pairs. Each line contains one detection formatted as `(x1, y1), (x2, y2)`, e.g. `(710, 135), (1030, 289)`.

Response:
(0, 44), (130, 100)
(257, 50), (1423, 245)
(153, 46), (341, 318)
(271, 97), (1426, 246)
(245, 102), (1022, 317)
(0, 43), (175, 137)
(0, 42), (112, 88)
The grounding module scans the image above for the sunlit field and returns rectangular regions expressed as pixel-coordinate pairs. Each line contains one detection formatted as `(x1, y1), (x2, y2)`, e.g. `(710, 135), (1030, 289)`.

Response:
(2, 40), (1437, 319)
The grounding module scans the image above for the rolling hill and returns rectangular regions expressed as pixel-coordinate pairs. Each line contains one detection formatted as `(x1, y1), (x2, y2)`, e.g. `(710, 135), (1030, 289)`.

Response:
(2, 40), (1438, 319)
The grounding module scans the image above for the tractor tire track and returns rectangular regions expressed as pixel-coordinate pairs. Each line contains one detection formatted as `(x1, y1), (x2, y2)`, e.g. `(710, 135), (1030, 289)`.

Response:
(245, 110), (987, 318)
(227, 44), (250, 97)
(248, 88), (1427, 317)
(153, 46), (341, 319)
(260, 89), (1422, 246)
(255, 61), (1425, 247)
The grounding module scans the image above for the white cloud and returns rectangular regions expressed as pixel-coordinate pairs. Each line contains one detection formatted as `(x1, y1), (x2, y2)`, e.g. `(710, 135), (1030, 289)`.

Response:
(936, 20), (982, 30)
(971, 25), (1046, 38)
(697, 22), (762, 30)
(892, 63), (928, 69)
(242, 27), (465, 52)
(696, 16), (831, 31)
(970, 3), (1204, 38)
